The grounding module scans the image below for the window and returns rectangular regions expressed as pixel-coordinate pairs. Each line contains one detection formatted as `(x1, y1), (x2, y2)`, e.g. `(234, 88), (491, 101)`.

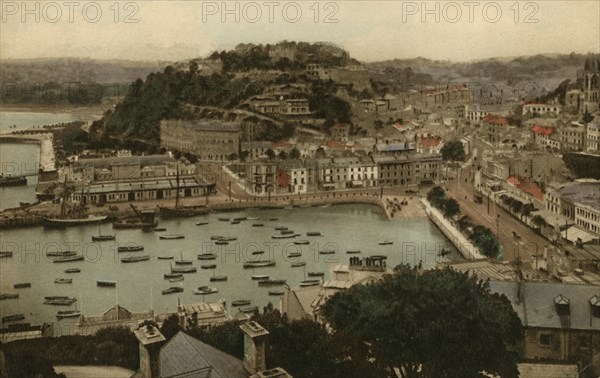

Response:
(539, 333), (552, 347)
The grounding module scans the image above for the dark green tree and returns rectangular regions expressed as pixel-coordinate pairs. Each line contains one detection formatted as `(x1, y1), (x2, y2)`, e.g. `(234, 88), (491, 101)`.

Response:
(265, 149), (276, 160)
(440, 140), (466, 162)
(322, 268), (523, 378)
(289, 147), (301, 160)
(160, 314), (182, 341)
(471, 225), (501, 258)
(442, 198), (460, 218)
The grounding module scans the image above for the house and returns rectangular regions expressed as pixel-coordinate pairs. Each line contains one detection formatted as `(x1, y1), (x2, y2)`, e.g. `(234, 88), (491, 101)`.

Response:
(482, 114), (510, 144)
(75, 305), (154, 336)
(560, 122), (587, 152)
(489, 281), (600, 376)
(522, 103), (561, 117)
(545, 180), (600, 236)
(529, 125), (560, 150)
(331, 123), (350, 141)
(587, 120), (600, 153)
(242, 141), (274, 160)
(276, 160), (308, 194)
(373, 153), (443, 187)
(132, 322), (292, 378)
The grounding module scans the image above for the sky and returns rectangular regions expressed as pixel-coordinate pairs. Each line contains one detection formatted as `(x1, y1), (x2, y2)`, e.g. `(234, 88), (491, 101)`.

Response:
(1, 0), (599, 62)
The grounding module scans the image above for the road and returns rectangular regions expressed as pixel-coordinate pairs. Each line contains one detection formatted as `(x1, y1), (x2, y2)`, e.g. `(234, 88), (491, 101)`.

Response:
(445, 167), (551, 263)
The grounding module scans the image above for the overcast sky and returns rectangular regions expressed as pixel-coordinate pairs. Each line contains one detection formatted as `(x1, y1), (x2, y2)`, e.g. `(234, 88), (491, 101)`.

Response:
(1, 1), (599, 62)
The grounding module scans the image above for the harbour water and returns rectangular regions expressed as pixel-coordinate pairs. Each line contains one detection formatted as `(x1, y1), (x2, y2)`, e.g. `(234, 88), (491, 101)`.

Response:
(0, 205), (458, 334)
(0, 111), (79, 210)
(0, 110), (459, 335)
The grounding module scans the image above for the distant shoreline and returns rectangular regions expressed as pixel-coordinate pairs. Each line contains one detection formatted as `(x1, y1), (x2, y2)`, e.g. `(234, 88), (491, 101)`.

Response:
(0, 104), (107, 117)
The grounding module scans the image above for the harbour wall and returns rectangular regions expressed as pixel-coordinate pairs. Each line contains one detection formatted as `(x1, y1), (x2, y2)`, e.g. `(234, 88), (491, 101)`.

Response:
(421, 199), (484, 260)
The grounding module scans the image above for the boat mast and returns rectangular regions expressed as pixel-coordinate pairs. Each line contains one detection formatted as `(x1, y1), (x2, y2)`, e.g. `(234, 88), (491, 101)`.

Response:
(60, 175), (69, 218)
(175, 163), (180, 209)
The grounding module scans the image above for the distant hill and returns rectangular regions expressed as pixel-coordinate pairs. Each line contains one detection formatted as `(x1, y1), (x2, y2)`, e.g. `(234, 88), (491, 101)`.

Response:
(0, 58), (168, 85)
(366, 53), (600, 97)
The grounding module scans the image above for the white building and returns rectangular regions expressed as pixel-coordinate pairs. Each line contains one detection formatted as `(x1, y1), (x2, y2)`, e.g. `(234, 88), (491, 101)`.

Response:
(545, 180), (600, 236)
(522, 103), (561, 117)
(587, 120), (600, 154)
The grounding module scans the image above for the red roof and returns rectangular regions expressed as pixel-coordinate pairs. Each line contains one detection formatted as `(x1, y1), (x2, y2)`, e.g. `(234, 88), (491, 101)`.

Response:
(333, 123), (347, 130)
(506, 175), (544, 201)
(419, 137), (442, 148)
(483, 114), (509, 125)
(529, 125), (554, 136)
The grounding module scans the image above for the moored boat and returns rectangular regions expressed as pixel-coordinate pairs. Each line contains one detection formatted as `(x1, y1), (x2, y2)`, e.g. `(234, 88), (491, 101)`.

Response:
(307, 272), (324, 277)
(175, 260), (193, 265)
(56, 310), (81, 319)
(121, 255), (150, 263)
(171, 266), (197, 274)
(280, 230), (295, 235)
(54, 278), (72, 284)
(215, 240), (228, 245)
(251, 250), (264, 255)
(53, 255), (85, 263)
(299, 279), (321, 287)
(196, 221), (209, 226)
(117, 246), (144, 252)
(247, 216), (260, 221)
(158, 256), (174, 260)
(153, 227), (167, 232)
(240, 306), (259, 314)
(306, 232), (322, 236)
(198, 253), (217, 260)
(346, 250), (361, 254)
(0, 251), (14, 258)
(319, 250), (335, 255)
(274, 226), (288, 231)
(251, 274), (269, 280)
(271, 234), (297, 239)
(244, 260), (276, 268)
(252, 223), (264, 227)
(257, 279), (286, 287)
(43, 214), (108, 228)
(162, 287), (184, 295)
(231, 299), (251, 307)
(378, 241), (393, 245)
(164, 273), (183, 279)
(47, 251), (76, 257)
(230, 220), (240, 225)
(0, 175), (27, 187)
(218, 217), (230, 222)
(97, 280), (116, 287)
(65, 268), (81, 273)
(269, 218), (278, 221)
(0, 294), (19, 300)
(268, 290), (284, 296)
(44, 297), (77, 305)
(294, 240), (309, 245)
(92, 235), (115, 242)
(159, 234), (185, 240)
(286, 252), (302, 258)
(2, 314), (25, 322)
(210, 275), (228, 282)
(193, 286), (218, 295)
(13, 283), (31, 289)
(291, 262), (306, 267)
(169, 276), (184, 282)
(201, 264), (217, 269)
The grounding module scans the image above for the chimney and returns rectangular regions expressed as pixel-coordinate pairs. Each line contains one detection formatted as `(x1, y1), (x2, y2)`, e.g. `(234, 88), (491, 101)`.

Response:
(240, 321), (269, 374)
(133, 324), (166, 378)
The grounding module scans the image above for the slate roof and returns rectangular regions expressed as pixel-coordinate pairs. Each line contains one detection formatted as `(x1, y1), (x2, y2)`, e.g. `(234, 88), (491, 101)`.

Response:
(159, 332), (247, 378)
(489, 281), (600, 331)
(554, 180), (600, 211)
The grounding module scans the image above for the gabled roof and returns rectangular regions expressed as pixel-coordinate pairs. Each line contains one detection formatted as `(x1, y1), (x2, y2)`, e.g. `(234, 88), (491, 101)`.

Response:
(160, 332), (247, 378)
(489, 282), (600, 331)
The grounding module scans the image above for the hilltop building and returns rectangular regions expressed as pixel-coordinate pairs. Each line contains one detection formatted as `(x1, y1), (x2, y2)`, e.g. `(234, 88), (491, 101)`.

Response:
(160, 120), (241, 161)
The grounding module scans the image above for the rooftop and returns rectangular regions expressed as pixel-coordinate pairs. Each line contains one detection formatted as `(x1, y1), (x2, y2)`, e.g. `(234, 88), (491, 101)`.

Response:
(489, 281), (600, 331)
(554, 180), (600, 211)
(160, 331), (247, 378)
(75, 155), (174, 169)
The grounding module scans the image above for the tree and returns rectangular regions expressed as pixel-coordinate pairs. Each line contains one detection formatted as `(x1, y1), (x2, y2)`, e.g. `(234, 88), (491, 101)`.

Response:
(427, 186), (447, 209)
(322, 268), (523, 378)
(160, 314), (181, 341)
(532, 215), (547, 229)
(265, 149), (276, 160)
(440, 140), (466, 162)
(315, 146), (327, 159)
(289, 147), (301, 159)
(278, 150), (288, 160)
(472, 225), (501, 259)
(442, 198), (460, 218)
